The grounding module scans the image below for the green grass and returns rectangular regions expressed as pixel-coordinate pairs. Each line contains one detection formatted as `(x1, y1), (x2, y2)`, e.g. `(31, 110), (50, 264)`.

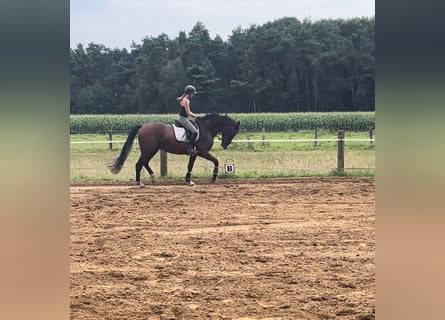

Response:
(70, 131), (375, 182)
(70, 130), (375, 151)
(231, 130), (375, 151)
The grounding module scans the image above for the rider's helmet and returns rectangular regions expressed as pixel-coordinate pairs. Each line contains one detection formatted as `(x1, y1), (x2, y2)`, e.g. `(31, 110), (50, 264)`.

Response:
(184, 85), (197, 95)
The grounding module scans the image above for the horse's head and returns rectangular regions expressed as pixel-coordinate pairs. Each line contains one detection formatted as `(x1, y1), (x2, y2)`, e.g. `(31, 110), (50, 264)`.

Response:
(220, 116), (240, 149)
(199, 113), (240, 149)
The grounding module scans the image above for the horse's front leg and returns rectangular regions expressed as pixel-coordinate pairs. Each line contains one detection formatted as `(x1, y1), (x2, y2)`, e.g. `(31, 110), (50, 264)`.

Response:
(185, 155), (197, 186)
(198, 152), (219, 182)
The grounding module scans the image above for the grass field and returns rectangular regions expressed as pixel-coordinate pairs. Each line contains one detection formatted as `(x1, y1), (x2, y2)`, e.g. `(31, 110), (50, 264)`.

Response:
(70, 131), (375, 182)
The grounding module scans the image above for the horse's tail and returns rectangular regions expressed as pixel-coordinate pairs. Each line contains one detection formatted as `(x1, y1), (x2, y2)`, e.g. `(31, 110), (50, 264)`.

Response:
(108, 124), (142, 174)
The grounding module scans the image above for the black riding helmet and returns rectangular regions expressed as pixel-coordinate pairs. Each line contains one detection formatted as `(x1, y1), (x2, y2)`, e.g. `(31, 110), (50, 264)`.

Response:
(184, 85), (197, 95)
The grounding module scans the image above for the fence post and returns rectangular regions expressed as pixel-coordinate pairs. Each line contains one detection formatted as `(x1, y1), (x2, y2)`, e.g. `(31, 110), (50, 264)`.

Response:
(160, 150), (168, 177)
(108, 130), (113, 149)
(262, 128), (266, 147)
(314, 128), (318, 148)
(369, 127), (374, 145)
(337, 130), (345, 173)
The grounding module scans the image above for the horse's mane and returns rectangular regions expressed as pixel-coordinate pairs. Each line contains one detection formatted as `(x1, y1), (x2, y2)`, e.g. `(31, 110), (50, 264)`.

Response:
(200, 113), (226, 121)
(200, 113), (236, 124)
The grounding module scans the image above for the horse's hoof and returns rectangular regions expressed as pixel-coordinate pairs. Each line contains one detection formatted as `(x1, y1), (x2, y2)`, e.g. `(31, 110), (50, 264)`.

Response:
(188, 181), (195, 186)
(136, 182), (145, 187)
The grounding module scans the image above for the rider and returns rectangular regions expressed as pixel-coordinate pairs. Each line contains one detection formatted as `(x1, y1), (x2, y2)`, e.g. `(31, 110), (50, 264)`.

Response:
(177, 85), (199, 156)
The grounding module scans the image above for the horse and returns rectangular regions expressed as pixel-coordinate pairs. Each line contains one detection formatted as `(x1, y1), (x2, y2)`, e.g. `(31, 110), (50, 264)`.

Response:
(108, 113), (240, 186)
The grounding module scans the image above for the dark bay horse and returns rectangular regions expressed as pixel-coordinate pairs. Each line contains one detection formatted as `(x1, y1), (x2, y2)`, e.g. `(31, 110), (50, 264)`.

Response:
(109, 113), (240, 186)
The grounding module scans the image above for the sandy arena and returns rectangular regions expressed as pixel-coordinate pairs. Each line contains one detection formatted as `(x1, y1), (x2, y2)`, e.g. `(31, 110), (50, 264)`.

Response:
(70, 177), (375, 319)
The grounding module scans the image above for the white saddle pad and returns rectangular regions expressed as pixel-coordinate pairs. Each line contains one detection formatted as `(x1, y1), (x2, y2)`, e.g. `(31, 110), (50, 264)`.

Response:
(171, 125), (199, 143)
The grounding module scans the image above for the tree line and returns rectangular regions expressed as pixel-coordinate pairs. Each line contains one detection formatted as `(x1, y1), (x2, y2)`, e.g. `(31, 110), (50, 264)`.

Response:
(70, 17), (374, 115)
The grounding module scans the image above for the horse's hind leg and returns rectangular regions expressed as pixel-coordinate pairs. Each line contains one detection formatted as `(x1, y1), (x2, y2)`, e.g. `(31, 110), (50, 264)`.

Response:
(143, 163), (156, 184)
(135, 157), (145, 186)
(135, 151), (158, 186)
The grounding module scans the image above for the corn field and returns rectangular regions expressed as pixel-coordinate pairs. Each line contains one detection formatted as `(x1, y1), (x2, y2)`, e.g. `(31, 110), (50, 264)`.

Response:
(70, 112), (375, 134)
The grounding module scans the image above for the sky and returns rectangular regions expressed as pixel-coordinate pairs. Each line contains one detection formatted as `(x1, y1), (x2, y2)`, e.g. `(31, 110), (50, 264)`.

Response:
(70, 0), (374, 49)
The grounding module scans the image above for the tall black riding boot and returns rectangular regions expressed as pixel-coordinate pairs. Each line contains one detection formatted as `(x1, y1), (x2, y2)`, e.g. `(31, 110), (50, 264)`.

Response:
(187, 132), (197, 156)
(187, 132), (198, 156)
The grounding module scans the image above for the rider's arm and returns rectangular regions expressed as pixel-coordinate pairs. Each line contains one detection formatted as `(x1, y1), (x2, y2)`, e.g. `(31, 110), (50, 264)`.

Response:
(183, 99), (198, 118)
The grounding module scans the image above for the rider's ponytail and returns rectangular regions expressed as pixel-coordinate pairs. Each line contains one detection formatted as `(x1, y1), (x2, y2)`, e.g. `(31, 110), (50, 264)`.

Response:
(177, 93), (186, 103)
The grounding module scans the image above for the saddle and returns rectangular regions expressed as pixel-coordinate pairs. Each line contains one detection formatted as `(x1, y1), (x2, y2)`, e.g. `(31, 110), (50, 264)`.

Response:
(172, 120), (199, 143)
